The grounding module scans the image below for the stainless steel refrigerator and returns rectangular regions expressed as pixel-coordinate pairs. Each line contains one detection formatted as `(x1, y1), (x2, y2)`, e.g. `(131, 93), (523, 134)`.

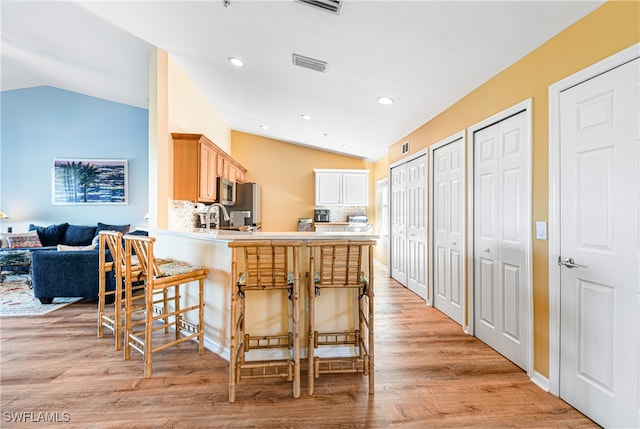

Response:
(230, 183), (261, 228)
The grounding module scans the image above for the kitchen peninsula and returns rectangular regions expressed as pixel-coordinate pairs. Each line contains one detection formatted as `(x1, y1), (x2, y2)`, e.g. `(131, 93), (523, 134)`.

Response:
(152, 228), (379, 361)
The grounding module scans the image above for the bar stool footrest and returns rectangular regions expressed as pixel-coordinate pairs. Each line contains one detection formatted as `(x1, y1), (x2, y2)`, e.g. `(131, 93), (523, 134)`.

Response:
(314, 330), (359, 347)
(239, 359), (295, 381)
(313, 356), (368, 376)
(128, 333), (146, 354)
(100, 315), (117, 333)
(245, 333), (293, 351)
(178, 319), (199, 334)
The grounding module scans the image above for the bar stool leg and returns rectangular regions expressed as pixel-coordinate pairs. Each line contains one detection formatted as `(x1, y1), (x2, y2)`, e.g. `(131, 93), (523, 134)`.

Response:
(307, 250), (316, 396)
(229, 248), (238, 403)
(292, 245), (300, 399)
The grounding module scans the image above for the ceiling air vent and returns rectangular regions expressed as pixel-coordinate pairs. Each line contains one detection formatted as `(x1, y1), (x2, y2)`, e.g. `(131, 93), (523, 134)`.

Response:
(292, 53), (327, 73)
(295, 0), (343, 15)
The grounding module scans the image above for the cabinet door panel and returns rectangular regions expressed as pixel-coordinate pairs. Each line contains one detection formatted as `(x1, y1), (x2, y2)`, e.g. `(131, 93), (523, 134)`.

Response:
(198, 143), (217, 202)
(343, 173), (368, 205)
(315, 172), (342, 205)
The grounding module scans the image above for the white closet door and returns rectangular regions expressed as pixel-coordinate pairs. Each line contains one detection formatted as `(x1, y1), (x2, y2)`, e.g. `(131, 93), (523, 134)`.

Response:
(559, 58), (639, 429)
(391, 164), (407, 286)
(406, 155), (427, 299)
(473, 110), (530, 370)
(433, 138), (464, 325)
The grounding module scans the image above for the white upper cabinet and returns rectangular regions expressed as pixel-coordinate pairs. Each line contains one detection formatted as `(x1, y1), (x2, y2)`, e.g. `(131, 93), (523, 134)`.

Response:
(314, 169), (369, 206)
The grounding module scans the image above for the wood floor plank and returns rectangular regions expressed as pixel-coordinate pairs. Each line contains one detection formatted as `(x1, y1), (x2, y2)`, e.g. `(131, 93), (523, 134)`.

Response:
(0, 268), (598, 428)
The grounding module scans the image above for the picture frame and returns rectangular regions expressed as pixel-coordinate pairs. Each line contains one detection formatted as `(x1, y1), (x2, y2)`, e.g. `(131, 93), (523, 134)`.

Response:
(52, 158), (128, 205)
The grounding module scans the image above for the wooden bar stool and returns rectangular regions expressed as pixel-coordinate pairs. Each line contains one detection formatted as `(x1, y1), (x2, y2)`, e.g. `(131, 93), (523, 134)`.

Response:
(98, 230), (125, 349)
(98, 231), (149, 350)
(228, 240), (303, 403)
(306, 240), (376, 396)
(123, 234), (208, 378)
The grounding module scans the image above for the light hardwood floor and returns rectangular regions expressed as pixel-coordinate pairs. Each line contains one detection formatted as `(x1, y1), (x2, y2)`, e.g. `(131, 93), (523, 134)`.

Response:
(0, 268), (598, 428)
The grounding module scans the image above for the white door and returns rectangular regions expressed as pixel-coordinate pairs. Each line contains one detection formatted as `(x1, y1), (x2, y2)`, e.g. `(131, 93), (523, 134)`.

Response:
(433, 137), (465, 325)
(558, 58), (639, 428)
(473, 110), (530, 370)
(406, 155), (427, 299)
(391, 164), (407, 286)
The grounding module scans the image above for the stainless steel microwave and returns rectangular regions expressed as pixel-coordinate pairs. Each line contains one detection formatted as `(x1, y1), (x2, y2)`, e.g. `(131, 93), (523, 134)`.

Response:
(218, 177), (236, 205)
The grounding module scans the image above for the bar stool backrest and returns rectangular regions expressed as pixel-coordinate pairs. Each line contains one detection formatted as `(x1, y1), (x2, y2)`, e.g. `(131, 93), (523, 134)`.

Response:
(125, 235), (155, 278)
(228, 240), (302, 290)
(308, 240), (376, 287)
(100, 230), (124, 273)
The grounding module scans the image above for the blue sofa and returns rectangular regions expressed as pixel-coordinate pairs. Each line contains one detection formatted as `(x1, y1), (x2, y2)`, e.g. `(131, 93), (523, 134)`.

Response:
(1, 222), (140, 304)
(32, 249), (115, 304)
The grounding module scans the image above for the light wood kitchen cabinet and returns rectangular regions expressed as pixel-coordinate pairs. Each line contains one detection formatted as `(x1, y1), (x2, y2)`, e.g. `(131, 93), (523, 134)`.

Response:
(198, 142), (217, 201)
(217, 156), (229, 179)
(172, 133), (247, 203)
(234, 167), (246, 183)
(314, 169), (369, 206)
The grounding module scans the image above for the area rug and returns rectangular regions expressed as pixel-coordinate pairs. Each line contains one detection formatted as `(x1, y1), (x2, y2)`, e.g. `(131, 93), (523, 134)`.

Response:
(0, 275), (83, 316)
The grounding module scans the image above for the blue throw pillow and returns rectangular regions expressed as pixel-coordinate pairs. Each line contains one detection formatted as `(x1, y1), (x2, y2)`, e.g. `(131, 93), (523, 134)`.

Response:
(29, 223), (69, 247)
(61, 225), (97, 247)
(127, 229), (148, 236)
(95, 222), (130, 236)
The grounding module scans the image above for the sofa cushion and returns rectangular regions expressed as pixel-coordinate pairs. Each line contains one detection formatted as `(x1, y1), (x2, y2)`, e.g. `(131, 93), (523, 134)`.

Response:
(7, 231), (43, 249)
(29, 223), (69, 247)
(57, 244), (97, 251)
(61, 225), (97, 246)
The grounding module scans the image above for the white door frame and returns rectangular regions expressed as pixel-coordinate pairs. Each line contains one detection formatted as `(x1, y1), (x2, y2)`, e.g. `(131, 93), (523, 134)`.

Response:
(547, 42), (640, 397)
(389, 149), (429, 298)
(467, 98), (534, 374)
(428, 131), (467, 324)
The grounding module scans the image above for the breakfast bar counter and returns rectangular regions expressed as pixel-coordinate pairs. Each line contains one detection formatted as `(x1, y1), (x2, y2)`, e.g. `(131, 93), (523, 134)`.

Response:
(152, 228), (379, 362)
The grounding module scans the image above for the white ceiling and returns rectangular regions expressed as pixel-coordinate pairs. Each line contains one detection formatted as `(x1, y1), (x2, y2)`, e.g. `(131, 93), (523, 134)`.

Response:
(1, 0), (604, 161)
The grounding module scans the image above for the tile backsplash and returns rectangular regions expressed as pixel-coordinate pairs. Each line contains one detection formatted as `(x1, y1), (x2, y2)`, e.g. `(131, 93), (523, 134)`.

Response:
(169, 200), (368, 231)
(169, 200), (200, 231)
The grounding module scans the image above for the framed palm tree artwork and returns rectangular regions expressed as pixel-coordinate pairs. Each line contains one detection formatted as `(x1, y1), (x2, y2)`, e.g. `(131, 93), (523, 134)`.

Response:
(52, 159), (128, 205)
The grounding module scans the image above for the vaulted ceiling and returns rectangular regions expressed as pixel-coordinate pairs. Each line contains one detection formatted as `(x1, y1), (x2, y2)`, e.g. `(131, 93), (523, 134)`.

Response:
(1, 1), (604, 161)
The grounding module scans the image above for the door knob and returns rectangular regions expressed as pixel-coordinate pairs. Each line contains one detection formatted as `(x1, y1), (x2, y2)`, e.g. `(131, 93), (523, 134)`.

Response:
(482, 248), (490, 253)
(451, 241), (457, 246)
(558, 256), (586, 269)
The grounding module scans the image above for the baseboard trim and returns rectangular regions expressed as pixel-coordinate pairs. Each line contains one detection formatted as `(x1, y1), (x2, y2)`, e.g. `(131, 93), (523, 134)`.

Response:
(530, 370), (550, 392)
(374, 259), (388, 272)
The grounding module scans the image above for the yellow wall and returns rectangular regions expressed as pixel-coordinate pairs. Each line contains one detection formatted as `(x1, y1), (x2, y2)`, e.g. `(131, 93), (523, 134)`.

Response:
(148, 49), (169, 230)
(231, 131), (374, 231)
(385, 1), (639, 377)
(168, 57), (231, 154)
(149, 50), (231, 228)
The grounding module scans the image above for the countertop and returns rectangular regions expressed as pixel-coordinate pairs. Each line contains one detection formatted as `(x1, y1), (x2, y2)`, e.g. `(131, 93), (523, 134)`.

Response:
(155, 228), (379, 242)
(314, 222), (371, 226)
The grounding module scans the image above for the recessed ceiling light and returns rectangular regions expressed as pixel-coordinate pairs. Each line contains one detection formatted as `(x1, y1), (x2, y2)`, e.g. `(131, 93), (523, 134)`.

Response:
(259, 125), (269, 130)
(341, 144), (350, 149)
(377, 96), (393, 105)
(301, 114), (312, 120)
(228, 57), (245, 67)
